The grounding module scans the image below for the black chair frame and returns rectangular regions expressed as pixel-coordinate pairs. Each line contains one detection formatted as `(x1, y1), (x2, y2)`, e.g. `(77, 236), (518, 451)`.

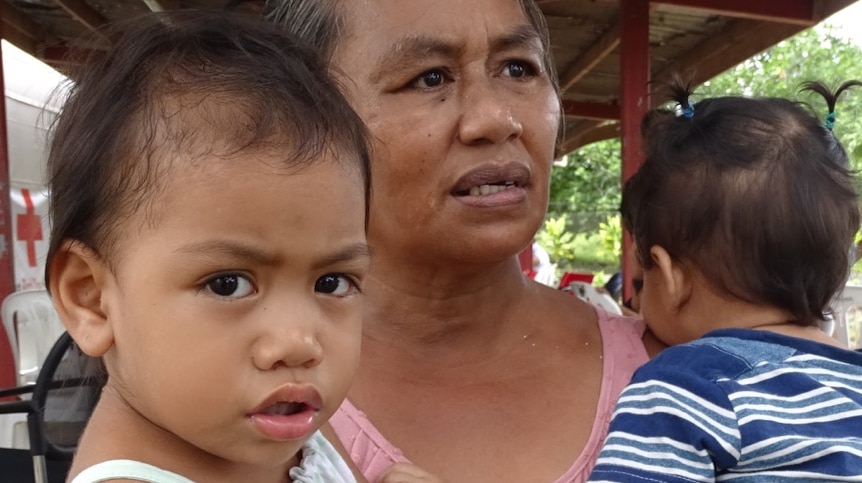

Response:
(0, 332), (78, 483)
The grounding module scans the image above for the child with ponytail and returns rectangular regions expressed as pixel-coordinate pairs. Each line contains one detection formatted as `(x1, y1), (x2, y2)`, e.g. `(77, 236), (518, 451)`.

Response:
(589, 81), (862, 482)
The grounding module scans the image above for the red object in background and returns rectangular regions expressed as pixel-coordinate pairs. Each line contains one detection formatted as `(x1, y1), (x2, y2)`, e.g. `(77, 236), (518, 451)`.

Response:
(0, 29), (20, 392)
(558, 272), (595, 289)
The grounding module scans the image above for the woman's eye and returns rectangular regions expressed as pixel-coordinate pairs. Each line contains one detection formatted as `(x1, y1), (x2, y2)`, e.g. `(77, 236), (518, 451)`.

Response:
(314, 274), (358, 297)
(504, 60), (536, 78)
(205, 274), (255, 298)
(411, 69), (447, 89)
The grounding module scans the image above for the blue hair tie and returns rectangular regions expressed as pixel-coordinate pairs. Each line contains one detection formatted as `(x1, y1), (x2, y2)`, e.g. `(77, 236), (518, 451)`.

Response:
(825, 112), (837, 131)
(682, 101), (695, 119)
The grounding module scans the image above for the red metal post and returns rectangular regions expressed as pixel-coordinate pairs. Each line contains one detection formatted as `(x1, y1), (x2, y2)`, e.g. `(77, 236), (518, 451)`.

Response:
(620, 0), (650, 302)
(0, 5), (21, 391)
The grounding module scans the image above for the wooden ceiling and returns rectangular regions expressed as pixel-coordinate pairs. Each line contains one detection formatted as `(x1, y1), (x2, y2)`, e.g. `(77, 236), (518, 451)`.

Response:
(1, 0), (857, 152)
(544, 0), (857, 152)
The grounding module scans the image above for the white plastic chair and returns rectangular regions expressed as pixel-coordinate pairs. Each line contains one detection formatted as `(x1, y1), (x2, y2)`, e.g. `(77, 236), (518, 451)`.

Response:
(533, 263), (558, 287)
(1, 289), (64, 449)
(2, 290), (64, 388)
(562, 281), (623, 315)
(833, 285), (862, 349)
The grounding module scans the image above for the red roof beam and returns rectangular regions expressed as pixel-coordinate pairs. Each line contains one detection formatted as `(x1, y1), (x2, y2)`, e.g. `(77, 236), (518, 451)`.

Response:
(562, 100), (620, 121)
(652, 0), (817, 26)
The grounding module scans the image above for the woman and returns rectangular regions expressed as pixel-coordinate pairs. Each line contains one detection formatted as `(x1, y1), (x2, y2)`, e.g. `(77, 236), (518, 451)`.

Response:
(265, 1), (657, 481)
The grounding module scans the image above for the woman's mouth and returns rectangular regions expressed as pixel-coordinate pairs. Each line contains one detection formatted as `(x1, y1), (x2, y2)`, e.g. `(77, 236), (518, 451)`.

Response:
(459, 181), (519, 197)
(451, 163), (531, 208)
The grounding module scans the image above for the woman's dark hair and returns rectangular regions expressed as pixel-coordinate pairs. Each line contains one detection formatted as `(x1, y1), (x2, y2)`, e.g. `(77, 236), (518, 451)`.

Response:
(45, 10), (371, 286)
(621, 79), (861, 326)
(263, 0), (560, 94)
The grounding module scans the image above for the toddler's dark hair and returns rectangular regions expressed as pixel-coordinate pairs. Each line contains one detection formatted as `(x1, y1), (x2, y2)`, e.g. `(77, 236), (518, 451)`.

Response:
(622, 80), (861, 326)
(45, 10), (371, 285)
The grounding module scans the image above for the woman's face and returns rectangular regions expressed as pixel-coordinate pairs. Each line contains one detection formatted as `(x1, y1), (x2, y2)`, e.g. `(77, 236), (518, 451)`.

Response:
(331, 0), (560, 265)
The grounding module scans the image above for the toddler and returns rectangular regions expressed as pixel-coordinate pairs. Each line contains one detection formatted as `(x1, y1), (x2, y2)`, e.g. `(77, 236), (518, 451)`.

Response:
(589, 81), (862, 481)
(45, 11), (370, 483)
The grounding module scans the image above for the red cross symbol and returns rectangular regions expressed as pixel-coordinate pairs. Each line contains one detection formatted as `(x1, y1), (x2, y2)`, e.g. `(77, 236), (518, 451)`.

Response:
(16, 189), (43, 267)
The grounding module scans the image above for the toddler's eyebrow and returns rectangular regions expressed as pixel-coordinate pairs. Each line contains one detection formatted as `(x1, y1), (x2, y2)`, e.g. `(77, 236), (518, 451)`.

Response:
(174, 240), (278, 265)
(175, 240), (370, 268)
(314, 243), (371, 269)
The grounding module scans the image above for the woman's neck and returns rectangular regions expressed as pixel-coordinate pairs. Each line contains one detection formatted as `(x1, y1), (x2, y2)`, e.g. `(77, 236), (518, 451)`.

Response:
(361, 254), (532, 344)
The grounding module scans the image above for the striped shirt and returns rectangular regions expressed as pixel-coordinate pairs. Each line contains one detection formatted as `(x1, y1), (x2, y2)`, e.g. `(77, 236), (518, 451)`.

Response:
(588, 329), (862, 482)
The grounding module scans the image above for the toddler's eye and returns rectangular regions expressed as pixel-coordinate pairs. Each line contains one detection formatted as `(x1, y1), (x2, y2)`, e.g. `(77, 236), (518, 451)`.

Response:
(314, 274), (358, 297)
(205, 274), (255, 298)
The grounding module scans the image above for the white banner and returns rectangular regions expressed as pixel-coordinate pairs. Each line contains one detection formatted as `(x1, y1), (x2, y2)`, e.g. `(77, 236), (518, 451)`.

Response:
(10, 186), (50, 291)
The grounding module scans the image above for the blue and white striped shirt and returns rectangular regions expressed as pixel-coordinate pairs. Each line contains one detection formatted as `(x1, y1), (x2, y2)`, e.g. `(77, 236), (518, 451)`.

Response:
(588, 329), (862, 482)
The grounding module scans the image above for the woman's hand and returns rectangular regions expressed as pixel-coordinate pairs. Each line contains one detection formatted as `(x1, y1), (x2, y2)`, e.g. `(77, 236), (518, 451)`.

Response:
(378, 463), (446, 483)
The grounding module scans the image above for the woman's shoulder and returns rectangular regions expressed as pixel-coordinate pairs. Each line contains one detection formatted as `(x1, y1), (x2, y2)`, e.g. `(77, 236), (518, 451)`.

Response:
(596, 307), (646, 336)
(528, 286), (650, 367)
(537, 283), (645, 337)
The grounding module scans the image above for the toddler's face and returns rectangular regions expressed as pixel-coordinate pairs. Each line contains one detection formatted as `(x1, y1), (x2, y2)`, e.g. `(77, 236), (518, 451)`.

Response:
(100, 148), (368, 468)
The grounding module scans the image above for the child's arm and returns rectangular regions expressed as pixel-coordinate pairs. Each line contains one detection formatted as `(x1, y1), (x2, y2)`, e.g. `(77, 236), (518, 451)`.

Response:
(588, 364), (739, 482)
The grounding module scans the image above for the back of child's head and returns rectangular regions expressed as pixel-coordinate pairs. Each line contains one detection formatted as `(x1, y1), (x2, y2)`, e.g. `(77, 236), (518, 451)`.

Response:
(45, 10), (370, 284)
(622, 80), (861, 327)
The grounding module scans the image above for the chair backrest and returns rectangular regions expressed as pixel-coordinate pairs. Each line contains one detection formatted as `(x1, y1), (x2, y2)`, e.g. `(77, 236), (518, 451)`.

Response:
(32, 331), (99, 460)
(833, 285), (862, 349)
(0, 331), (99, 483)
(1, 290), (65, 388)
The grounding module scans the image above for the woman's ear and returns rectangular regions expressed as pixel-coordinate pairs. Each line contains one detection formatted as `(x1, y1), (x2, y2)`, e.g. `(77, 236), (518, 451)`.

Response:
(48, 240), (114, 357)
(649, 245), (691, 311)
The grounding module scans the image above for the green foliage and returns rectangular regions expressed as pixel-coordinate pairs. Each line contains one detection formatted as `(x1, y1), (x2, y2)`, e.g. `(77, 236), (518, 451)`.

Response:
(702, 26), (862, 170)
(537, 215), (577, 265)
(537, 23), (862, 282)
(538, 213), (622, 276)
(541, 139), (623, 276)
(547, 139), (621, 225)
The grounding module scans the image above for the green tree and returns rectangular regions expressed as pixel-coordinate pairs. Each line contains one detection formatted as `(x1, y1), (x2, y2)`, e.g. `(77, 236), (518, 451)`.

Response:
(540, 24), (862, 276)
(542, 139), (622, 274)
(702, 26), (862, 165)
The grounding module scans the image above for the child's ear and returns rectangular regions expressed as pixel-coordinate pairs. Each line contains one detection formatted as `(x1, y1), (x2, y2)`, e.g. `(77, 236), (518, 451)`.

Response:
(49, 240), (114, 357)
(649, 245), (691, 310)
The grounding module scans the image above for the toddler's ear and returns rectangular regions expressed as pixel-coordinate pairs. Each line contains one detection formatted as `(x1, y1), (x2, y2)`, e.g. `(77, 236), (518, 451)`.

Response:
(649, 245), (691, 310)
(48, 240), (114, 357)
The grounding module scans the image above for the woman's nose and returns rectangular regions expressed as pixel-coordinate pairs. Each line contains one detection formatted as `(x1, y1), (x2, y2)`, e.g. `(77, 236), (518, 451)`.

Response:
(457, 77), (524, 145)
(251, 307), (324, 371)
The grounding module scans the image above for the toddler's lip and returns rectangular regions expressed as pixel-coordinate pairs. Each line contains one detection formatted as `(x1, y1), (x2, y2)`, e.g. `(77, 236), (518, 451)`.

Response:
(250, 383), (322, 415)
(248, 383), (324, 441)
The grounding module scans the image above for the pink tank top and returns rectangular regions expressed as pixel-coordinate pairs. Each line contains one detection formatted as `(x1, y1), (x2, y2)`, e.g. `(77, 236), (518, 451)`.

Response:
(330, 308), (648, 482)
